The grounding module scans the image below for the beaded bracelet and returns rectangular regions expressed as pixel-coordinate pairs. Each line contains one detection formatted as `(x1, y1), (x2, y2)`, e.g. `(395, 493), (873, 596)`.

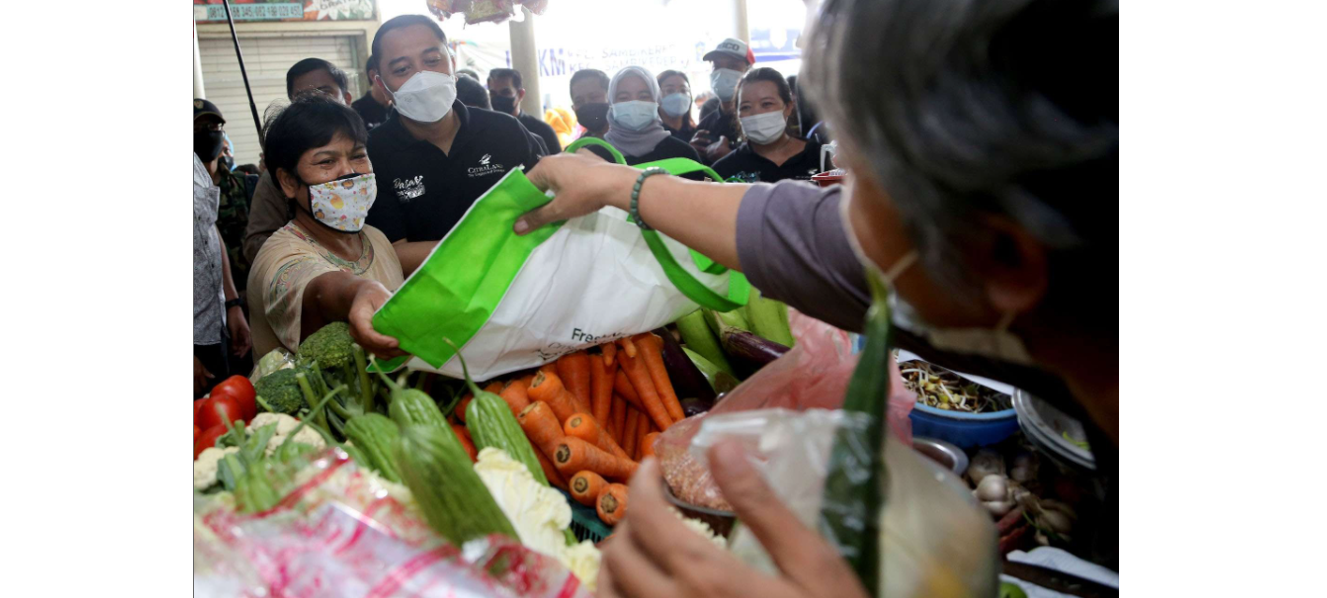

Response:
(630, 167), (668, 230)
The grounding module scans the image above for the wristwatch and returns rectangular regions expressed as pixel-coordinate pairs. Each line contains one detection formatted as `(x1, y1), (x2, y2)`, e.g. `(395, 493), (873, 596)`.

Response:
(225, 298), (243, 310)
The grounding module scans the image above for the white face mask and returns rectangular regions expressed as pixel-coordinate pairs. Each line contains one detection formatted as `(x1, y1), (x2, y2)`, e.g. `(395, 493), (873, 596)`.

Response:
(660, 92), (692, 118)
(839, 195), (1036, 366)
(710, 68), (743, 102)
(385, 70), (456, 123)
(740, 111), (787, 145)
(609, 100), (660, 132)
(307, 173), (377, 233)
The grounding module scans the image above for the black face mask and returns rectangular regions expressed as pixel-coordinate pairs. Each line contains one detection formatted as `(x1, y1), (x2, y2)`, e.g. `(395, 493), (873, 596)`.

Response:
(490, 94), (518, 114)
(194, 130), (225, 162)
(575, 102), (611, 133)
(219, 155), (235, 172)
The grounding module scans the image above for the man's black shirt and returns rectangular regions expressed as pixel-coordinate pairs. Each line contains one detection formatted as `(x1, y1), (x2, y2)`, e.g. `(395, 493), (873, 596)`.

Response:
(352, 93), (390, 130)
(365, 101), (541, 242)
(712, 139), (824, 183)
(663, 120), (697, 143)
(697, 105), (740, 147)
(518, 112), (562, 154)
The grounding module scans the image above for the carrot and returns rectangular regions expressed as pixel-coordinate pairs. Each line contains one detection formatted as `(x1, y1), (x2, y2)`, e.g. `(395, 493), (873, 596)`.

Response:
(638, 333), (684, 422)
(565, 412), (631, 460)
(484, 381), (504, 395)
(609, 395), (627, 441)
(527, 371), (579, 424)
(569, 470), (609, 507)
(613, 369), (644, 410)
(619, 351), (673, 431)
(618, 336), (638, 359)
(634, 409), (653, 460)
(455, 393), (473, 423)
(590, 357), (615, 424)
(517, 401), (566, 458)
(639, 432), (660, 459)
(597, 483), (629, 526)
(601, 342), (617, 367)
(498, 378), (531, 416)
(553, 437), (638, 480)
(536, 448), (568, 491)
(540, 362), (558, 376)
(556, 351), (593, 413)
(622, 407), (641, 458)
(452, 423), (478, 462)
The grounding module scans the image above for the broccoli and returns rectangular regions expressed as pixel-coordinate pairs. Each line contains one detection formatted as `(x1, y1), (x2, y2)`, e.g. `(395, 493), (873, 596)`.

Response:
(296, 321), (377, 418)
(253, 367), (310, 415)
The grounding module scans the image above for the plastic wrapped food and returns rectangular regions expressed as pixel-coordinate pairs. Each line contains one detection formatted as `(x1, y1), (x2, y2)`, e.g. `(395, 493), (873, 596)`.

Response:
(657, 310), (914, 510)
(194, 449), (592, 598)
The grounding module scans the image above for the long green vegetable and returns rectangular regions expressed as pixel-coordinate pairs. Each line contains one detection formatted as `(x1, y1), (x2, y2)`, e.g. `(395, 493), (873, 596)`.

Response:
(818, 268), (893, 595)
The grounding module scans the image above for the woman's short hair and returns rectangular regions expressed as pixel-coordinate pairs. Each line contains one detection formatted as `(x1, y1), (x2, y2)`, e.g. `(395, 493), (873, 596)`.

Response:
(261, 93), (368, 184)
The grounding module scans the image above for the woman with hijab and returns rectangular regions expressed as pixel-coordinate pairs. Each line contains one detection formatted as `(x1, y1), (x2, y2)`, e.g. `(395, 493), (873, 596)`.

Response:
(581, 66), (700, 165)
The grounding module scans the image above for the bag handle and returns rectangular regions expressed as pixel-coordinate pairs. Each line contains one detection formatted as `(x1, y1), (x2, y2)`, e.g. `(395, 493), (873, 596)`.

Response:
(561, 140), (749, 311)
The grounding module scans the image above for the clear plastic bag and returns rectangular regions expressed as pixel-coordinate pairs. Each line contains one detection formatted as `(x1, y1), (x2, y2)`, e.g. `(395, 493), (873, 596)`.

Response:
(657, 310), (915, 510)
(249, 348), (296, 384)
(194, 449), (592, 598)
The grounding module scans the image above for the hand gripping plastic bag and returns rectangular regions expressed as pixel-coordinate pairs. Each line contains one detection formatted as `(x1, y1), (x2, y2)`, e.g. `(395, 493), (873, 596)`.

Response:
(372, 139), (749, 380)
(657, 308), (915, 511)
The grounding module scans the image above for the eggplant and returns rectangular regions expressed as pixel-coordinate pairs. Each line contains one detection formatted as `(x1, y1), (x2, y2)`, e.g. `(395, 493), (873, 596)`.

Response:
(653, 327), (717, 406)
(720, 328), (791, 379)
(679, 397), (713, 417)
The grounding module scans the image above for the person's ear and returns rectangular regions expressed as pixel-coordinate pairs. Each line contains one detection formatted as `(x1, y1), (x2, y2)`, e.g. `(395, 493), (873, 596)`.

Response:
(783, 101), (795, 121)
(972, 215), (1050, 315)
(517, 88), (526, 104)
(343, 90), (354, 105)
(276, 167), (302, 200)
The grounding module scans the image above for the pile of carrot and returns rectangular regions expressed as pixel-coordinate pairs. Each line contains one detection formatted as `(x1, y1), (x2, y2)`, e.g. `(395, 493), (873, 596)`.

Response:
(474, 332), (682, 527)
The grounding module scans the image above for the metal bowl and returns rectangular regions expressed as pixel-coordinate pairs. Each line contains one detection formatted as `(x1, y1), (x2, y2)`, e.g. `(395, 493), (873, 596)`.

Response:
(910, 436), (969, 476)
(1012, 389), (1096, 472)
(663, 483), (736, 538)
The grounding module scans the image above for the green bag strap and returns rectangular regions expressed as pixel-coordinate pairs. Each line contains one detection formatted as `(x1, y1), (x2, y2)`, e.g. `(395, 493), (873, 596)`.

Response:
(564, 137), (627, 164)
(631, 157), (750, 311)
(563, 140), (748, 311)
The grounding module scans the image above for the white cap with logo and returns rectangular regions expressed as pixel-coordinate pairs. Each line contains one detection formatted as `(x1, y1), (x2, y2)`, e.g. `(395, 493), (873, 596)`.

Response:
(703, 37), (755, 65)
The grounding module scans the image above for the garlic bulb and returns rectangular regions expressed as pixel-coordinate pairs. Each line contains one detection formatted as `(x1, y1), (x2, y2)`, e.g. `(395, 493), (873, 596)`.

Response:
(983, 500), (1016, 516)
(967, 449), (1006, 486)
(976, 474), (1010, 502)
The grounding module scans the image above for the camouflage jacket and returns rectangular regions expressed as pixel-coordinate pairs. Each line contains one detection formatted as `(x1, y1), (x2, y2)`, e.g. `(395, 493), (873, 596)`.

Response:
(216, 170), (251, 293)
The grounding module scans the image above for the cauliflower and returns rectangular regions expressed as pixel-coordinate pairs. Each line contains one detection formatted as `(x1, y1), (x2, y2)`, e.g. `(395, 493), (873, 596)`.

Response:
(194, 446), (239, 490)
(250, 412), (325, 455)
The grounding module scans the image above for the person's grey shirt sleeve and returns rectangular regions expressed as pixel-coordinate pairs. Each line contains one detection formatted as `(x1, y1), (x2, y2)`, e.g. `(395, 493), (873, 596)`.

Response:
(735, 180), (870, 332)
(242, 171), (289, 264)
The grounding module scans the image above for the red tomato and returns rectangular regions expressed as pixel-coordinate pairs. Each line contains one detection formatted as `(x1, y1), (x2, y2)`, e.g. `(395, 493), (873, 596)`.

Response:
(194, 398), (207, 424)
(194, 424), (230, 460)
(194, 425), (201, 444)
(195, 395), (244, 433)
(211, 375), (258, 421)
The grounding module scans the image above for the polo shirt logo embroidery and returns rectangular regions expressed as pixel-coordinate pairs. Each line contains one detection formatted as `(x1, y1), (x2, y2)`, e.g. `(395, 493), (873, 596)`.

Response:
(467, 154), (504, 177)
(393, 176), (425, 202)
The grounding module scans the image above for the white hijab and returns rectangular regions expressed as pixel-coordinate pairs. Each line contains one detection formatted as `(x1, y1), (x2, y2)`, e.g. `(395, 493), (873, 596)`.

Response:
(604, 66), (672, 158)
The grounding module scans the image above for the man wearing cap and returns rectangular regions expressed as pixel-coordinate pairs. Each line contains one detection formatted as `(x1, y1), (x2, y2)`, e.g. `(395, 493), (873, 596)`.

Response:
(691, 38), (755, 164)
(194, 98), (252, 396)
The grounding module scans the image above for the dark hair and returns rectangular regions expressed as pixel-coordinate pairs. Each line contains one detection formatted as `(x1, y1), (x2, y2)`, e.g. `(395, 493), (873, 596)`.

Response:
(262, 93), (369, 189)
(488, 67), (523, 90)
(234, 163), (261, 176)
(657, 69), (696, 129)
(569, 69), (610, 96)
(372, 14), (448, 67)
(365, 54), (378, 74)
(738, 67), (793, 106)
(806, 0), (1118, 310)
(286, 58), (349, 100)
(455, 74), (492, 110)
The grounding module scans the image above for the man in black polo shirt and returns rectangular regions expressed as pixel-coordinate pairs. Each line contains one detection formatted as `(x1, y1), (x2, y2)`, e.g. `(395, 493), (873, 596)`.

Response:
(488, 67), (561, 155)
(365, 15), (542, 275)
(691, 38), (754, 164)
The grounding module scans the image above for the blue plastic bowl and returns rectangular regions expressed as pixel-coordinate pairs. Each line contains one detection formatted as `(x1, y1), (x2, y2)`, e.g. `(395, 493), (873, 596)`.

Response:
(908, 404), (1020, 448)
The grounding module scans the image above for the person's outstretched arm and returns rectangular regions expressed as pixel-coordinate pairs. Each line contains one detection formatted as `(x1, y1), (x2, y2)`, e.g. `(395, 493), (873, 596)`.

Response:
(514, 153), (749, 270)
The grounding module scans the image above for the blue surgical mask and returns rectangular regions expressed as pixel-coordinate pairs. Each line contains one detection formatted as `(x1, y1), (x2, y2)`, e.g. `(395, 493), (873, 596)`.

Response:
(710, 68), (743, 102)
(660, 92), (692, 118)
(609, 100), (660, 132)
